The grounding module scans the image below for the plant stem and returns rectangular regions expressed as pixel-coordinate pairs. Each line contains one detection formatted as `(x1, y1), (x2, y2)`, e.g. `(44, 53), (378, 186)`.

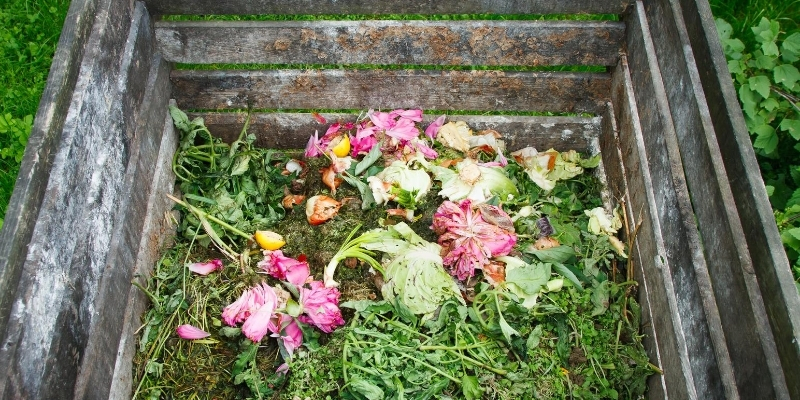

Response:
(167, 194), (252, 240)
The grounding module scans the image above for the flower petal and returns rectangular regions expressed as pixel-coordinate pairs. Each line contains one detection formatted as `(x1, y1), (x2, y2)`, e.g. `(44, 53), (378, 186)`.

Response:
(176, 324), (211, 340)
(187, 259), (223, 275)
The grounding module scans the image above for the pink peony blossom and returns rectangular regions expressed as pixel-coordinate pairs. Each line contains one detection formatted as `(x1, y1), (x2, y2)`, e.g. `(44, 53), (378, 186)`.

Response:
(390, 108), (423, 122)
(432, 200), (517, 280)
(385, 116), (420, 142)
(222, 282), (280, 342)
(176, 324), (211, 340)
(304, 130), (323, 157)
(258, 250), (310, 286)
(424, 115), (446, 139)
(298, 281), (345, 333)
(187, 259), (223, 275)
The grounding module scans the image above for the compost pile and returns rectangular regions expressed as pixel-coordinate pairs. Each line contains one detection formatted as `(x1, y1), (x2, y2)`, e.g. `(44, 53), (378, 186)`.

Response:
(132, 107), (657, 399)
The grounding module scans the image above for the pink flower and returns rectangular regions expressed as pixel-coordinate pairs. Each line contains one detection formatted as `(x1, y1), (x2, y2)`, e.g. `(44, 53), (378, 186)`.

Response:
(350, 133), (378, 156)
(187, 259), (223, 275)
(176, 324), (211, 340)
(258, 250), (310, 286)
(432, 200), (517, 280)
(270, 314), (304, 358)
(390, 108), (423, 122)
(298, 281), (345, 333)
(424, 115), (446, 139)
(385, 117), (420, 141)
(304, 130), (323, 157)
(222, 282), (280, 342)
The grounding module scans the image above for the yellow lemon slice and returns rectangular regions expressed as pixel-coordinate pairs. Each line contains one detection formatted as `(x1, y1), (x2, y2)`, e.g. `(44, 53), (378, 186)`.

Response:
(330, 135), (351, 157)
(254, 230), (286, 250)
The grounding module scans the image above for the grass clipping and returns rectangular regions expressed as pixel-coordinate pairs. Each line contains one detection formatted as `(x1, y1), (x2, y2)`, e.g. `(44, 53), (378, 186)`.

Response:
(132, 108), (657, 399)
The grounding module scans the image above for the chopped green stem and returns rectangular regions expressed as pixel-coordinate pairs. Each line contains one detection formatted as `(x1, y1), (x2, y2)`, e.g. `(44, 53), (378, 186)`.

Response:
(397, 353), (460, 384)
(168, 194), (253, 240)
(441, 349), (507, 375)
(419, 343), (490, 351)
(131, 281), (161, 310)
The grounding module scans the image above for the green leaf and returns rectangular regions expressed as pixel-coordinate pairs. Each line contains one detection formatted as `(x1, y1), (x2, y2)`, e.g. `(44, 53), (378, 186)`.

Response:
(748, 75), (772, 99)
(761, 97), (780, 112)
(461, 375), (483, 400)
(591, 280), (611, 316)
(781, 118), (800, 140)
(774, 64), (800, 90)
(751, 17), (779, 44)
(786, 188), (800, 207)
(727, 59), (744, 75)
(230, 155), (250, 176)
(782, 32), (800, 60)
(169, 105), (190, 132)
(753, 124), (778, 154)
(715, 18), (732, 41)
(786, 227), (800, 242)
(349, 376), (385, 400)
(739, 85), (759, 118)
(341, 173), (377, 210)
(754, 54), (775, 69)
(762, 41), (780, 57)
(526, 324), (544, 349)
(526, 245), (576, 264)
(765, 185), (775, 197)
(553, 263), (584, 290)
(184, 193), (217, 205)
(354, 144), (383, 176)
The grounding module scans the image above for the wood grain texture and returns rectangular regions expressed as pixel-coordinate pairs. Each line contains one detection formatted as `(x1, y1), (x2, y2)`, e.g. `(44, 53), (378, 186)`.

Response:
(187, 112), (601, 153)
(610, 56), (692, 399)
(674, 0), (800, 396)
(0, 0), (100, 360)
(0, 1), (150, 398)
(143, 0), (633, 16)
(625, 3), (736, 398)
(172, 69), (611, 114)
(73, 46), (172, 400)
(108, 112), (178, 400)
(155, 20), (624, 66)
(641, 0), (787, 397)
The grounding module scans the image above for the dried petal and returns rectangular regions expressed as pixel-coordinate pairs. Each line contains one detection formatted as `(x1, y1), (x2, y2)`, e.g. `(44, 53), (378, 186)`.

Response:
(187, 259), (223, 275)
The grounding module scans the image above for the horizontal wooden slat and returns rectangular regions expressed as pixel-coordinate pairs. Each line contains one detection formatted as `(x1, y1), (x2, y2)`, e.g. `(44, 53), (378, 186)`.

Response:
(172, 69), (610, 114)
(144, 0), (633, 16)
(155, 20), (624, 66)
(186, 112), (602, 153)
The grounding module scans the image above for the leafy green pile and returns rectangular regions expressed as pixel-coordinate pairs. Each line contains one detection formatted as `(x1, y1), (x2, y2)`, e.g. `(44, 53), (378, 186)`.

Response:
(133, 109), (655, 399)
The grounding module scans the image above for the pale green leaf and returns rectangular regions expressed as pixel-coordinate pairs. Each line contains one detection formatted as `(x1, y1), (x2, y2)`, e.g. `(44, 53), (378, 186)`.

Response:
(761, 97), (780, 111)
(354, 144), (383, 176)
(753, 124), (778, 154)
(738, 85), (759, 118)
(781, 118), (800, 140)
(762, 41), (780, 57)
(341, 173), (376, 210)
(715, 18), (732, 41)
(526, 324), (544, 349)
(462, 375), (483, 400)
(765, 185), (775, 197)
(591, 280), (611, 316)
(526, 245), (576, 264)
(727, 59), (744, 75)
(230, 155), (250, 176)
(774, 64), (800, 90)
(786, 227), (800, 241)
(748, 75), (772, 98)
(782, 32), (800, 54)
(553, 263), (584, 290)
(349, 377), (385, 400)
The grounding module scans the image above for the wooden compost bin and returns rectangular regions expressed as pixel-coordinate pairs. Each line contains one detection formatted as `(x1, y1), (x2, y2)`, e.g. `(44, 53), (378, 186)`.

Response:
(0, 0), (798, 398)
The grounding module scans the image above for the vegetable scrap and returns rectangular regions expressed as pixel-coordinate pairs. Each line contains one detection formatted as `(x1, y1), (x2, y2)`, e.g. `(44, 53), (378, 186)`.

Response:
(132, 107), (657, 400)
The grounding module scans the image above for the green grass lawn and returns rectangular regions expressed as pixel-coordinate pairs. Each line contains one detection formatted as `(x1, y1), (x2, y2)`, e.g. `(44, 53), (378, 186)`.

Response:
(0, 0), (70, 228)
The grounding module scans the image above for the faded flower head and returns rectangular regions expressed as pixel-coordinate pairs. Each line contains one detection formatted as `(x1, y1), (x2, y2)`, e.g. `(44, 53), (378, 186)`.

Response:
(222, 282), (281, 342)
(298, 281), (345, 333)
(432, 199), (517, 280)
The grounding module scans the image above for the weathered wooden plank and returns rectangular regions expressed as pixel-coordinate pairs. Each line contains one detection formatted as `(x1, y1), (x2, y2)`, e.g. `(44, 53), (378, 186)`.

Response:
(640, 0), (788, 397)
(0, 0), (100, 357)
(73, 17), (172, 399)
(143, 0), (633, 16)
(172, 69), (611, 114)
(108, 112), (178, 400)
(0, 0), (149, 397)
(625, 3), (737, 398)
(673, 0), (800, 396)
(155, 20), (624, 66)
(610, 56), (694, 399)
(187, 112), (601, 153)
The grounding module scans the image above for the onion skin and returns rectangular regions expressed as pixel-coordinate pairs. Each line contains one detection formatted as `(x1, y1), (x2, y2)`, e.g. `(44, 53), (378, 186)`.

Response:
(306, 195), (342, 225)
